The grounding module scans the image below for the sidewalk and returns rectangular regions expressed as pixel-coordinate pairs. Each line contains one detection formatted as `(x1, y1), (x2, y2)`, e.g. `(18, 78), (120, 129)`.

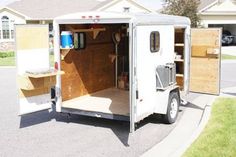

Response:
(142, 93), (216, 157)
(222, 46), (236, 56)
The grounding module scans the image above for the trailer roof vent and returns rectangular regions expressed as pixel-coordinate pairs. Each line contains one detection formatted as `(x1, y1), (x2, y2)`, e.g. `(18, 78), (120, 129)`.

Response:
(123, 7), (130, 13)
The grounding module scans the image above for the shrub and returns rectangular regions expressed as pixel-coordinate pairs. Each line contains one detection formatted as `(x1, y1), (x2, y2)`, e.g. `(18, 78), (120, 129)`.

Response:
(0, 51), (15, 58)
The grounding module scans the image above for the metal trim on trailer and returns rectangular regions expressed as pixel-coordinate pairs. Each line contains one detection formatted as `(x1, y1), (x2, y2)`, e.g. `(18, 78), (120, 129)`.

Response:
(55, 19), (131, 25)
(61, 108), (130, 121)
(129, 21), (136, 133)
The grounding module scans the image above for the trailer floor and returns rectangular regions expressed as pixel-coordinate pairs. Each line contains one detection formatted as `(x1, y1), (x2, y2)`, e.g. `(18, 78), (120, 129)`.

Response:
(62, 88), (129, 116)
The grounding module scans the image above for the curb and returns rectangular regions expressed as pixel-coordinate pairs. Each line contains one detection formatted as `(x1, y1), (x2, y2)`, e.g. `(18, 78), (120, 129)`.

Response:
(0, 66), (15, 69)
(170, 97), (215, 157)
(221, 60), (236, 64)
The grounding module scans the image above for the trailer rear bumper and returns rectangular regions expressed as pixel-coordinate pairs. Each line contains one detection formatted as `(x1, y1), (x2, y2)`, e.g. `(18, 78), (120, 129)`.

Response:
(61, 107), (130, 121)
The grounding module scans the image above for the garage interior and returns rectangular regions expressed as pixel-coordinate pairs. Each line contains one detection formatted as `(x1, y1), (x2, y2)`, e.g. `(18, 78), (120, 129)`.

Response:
(209, 24), (236, 46)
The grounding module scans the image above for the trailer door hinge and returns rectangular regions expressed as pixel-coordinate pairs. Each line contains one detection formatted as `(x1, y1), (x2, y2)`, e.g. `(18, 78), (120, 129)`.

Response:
(136, 90), (139, 99)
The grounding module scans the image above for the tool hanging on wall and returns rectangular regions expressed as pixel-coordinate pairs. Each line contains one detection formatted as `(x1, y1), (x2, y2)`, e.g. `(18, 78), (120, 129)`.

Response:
(112, 32), (121, 88)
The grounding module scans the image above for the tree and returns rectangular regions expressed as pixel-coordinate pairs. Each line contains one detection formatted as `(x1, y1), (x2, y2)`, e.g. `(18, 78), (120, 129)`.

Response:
(162, 0), (200, 27)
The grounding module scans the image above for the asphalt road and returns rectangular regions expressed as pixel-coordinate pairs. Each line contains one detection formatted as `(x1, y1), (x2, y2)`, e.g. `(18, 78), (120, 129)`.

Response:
(0, 61), (234, 157)
(0, 67), (183, 157)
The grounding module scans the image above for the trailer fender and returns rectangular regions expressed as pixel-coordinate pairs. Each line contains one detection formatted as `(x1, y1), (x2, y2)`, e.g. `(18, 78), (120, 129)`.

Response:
(163, 88), (180, 124)
(154, 86), (180, 115)
(165, 86), (180, 114)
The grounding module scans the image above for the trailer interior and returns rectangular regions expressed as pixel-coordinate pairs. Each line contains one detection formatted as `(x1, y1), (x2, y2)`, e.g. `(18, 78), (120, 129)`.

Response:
(59, 23), (130, 119)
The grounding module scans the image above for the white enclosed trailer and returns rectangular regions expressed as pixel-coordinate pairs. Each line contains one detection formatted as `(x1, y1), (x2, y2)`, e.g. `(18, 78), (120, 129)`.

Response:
(16, 12), (221, 132)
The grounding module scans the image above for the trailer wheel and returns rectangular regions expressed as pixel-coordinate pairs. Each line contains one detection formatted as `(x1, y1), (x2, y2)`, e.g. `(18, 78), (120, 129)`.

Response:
(163, 91), (180, 124)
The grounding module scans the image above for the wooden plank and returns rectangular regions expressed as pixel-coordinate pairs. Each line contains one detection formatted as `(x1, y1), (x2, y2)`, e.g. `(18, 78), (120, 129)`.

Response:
(190, 57), (219, 95)
(19, 87), (50, 98)
(176, 76), (183, 88)
(192, 45), (219, 57)
(15, 25), (49, 50)
(175, 43), (184, 47)
(176, 74), (184, 77)
(18, 75), (56, 90)
(62, 88), (129, 116)
(175, 59), (184, 62)
(25, 71), (65, 78)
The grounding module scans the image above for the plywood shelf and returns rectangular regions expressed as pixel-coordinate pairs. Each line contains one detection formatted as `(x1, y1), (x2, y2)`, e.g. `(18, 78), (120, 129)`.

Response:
(174, 43), (184, 47)
(175, 59), (184, 62)
(71, 28), (106, 39)
(61, 49), (72, 60)
(176, 74), (184, 77)
(25, 70), (65, 78)
(60, 47), (74, 50)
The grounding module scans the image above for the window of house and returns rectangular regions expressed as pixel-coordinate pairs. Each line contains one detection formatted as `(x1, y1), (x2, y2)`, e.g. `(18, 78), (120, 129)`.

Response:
(2, 16), (10, 39)
(150, 31), (160, 53)
(11, 30), (14, 39)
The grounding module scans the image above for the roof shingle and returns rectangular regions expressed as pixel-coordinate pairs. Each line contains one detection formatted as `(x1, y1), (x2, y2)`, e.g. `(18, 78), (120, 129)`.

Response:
(7, 0), (114, 19)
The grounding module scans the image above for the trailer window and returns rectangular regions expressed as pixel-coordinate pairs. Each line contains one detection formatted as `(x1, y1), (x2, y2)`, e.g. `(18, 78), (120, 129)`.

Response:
(150, 32), (160, 53)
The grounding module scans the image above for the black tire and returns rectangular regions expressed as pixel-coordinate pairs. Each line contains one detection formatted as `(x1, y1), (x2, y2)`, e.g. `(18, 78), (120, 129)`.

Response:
(163, 91), (180, 124)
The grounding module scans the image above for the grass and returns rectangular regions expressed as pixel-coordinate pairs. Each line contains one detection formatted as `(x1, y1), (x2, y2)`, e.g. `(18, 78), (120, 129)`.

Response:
(222, 54), (236, 60)
(0, 54), (54, 67)
(183, 98), (236, 157)
(50, 54), (54, 67)
(0, 56), (15, 66)
(0, 51), (15, 66)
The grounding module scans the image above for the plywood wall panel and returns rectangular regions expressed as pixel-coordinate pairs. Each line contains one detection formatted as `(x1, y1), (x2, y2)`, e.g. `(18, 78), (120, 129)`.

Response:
(190, 28), (221, 95)
(190, 57), (219, 95)
(61, 43), (115, 101)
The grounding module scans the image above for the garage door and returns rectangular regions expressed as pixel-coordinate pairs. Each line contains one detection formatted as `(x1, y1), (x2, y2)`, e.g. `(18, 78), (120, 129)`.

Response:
(190, 28), (221, 95)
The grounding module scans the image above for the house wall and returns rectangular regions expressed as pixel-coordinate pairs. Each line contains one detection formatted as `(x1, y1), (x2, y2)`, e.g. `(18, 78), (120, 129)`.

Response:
(0, 8), (26, 51)
(200, 15), (236, 27)
(0, 9), (26, 41)
(100, 0), (150, 13)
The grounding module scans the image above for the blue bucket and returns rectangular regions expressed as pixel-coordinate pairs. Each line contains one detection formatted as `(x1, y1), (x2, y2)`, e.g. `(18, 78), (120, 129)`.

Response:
(61, 31), (73, 48)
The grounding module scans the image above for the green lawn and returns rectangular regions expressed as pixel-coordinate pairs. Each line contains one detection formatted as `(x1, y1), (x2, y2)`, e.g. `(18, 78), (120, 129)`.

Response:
(222, 54), (236, 60)
(183, 98), (236, 157)
(50, 54), (54, 67)
(0, 57), (15, 66)
(0, 54), (54, 67)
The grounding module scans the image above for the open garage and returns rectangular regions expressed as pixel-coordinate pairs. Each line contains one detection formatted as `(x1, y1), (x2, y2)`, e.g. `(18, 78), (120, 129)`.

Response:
(199, 0), (236, 48)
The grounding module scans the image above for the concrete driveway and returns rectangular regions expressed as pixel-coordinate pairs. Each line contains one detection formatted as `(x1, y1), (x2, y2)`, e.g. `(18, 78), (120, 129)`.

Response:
(0, 67), (184, 157)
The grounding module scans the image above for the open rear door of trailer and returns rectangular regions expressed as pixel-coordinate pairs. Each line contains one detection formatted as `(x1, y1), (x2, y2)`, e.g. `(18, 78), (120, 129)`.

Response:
(190, 28), (221, 95)
(15, 24), (55, 115)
